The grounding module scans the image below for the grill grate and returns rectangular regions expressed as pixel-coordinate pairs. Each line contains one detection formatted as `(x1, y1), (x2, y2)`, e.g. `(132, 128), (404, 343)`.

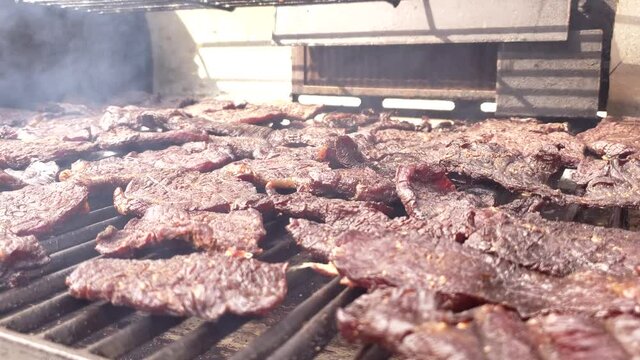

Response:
(0, 205), (378, 360)
(16, 0), (400, 14)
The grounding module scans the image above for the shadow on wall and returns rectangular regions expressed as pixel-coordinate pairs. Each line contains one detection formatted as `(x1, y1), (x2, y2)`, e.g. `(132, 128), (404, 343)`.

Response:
(0, 1), (152, 108)
(145, 11), (218, 98)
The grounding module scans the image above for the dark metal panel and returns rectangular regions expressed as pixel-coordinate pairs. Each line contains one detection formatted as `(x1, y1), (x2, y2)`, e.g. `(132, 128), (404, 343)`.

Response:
(496, 30), (603, 118)
(292, 43), (497, 101)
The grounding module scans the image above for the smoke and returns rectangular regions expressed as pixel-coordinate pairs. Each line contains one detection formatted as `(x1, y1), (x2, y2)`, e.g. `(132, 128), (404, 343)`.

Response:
(0, 1), (152, 108)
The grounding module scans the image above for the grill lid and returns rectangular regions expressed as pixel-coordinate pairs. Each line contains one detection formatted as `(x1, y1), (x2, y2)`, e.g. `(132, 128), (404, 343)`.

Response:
(15, 0), (400, 14)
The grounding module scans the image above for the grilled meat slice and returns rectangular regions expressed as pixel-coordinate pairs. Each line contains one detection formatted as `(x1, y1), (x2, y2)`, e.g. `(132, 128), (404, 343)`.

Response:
(192, 105), (284, 125)
(181, 98), (237, 118)
(0, 170), (25, 191)
(6, 115), (101, 142)
(313, 112), (377, 130)
(224, 158), (396, 203)
(271, 192), (393, 223)
(572, 117), (640, 207)
(5, 161), (60, 186)
(579, 116), (640, 160)
(0, 137), (97, 169)
(95, 126), (208, 151)
(527, 313), (630, 360)
(96, 206), (265, 256)
(114, 170), (271, 216)
(66, 253), (287, 321)
(332, 230), (640, 317)
(0, 107), (38, 127)
(209, 136), (273, 160)
(316, 135), (366, 169)
(166, 117), (275, 139)
(339, 289), (636, 360)
(395, 164), (495, 221)
(0, 227), (49, 286)
(466, 208), (640, 277)
(395, 164), (640, 277)
(270, 102), (323, 121)
(337, 287), (472, 349)
(0, 182), (89, 236)
(267, 126), (346, 148)
(99, 105), (187, 131)
(60, 142), (236, 191)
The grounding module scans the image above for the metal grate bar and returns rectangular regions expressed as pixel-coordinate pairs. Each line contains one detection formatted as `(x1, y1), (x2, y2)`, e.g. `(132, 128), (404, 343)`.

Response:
(88, 315), (183, 358)
(41, 215), (128, 254)
(43, 302), (134, 346)
(0, 293), (86, 333)
(230, 276), (344, 360)
(357, 344), (391, 360)
(147, 314), (249, 360)
(266, 286), (363, 360)
(0, 267), (76, 315)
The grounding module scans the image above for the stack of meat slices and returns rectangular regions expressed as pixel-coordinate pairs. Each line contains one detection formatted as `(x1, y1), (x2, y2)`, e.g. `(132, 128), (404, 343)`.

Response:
(5, 97), (640, 357)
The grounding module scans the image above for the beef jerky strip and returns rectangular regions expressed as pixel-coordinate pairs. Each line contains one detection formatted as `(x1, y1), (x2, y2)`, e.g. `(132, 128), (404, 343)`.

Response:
(1, 227), (49, 286)
(313, 112), (377, 131)
(271, 192), (393, 223)
(209, 136), (273, 160)
(340, 290), (634, 360)
(8, 115), (100, 142)
(316, 135), (367, 169)
(0, 182), (89, 236)
(337, 287), (474, 350)
(223, 158), (396, 203)
(395, 163), (640, 277)
(269, 102), (324, 121)
(267, 126), (346, 148)
(114, 170), (272, 217)
(99, 105), (188, 131)
(0, 107), (39, 127)
(578, 116), (640, 160)
(96, 206), (265, 257)
(571, 145), (640, 208)
(0, 137), (97, 169)
(527, 313), (630, 360)
(432, 120), (583, 197)
(0, 170), (25, 191)
(193, 105), (285, 125)
(332, 230), (640, 317)
(96, 126), (208, 151)
(60, 142), (236, 190)
(165, 117), (274, 139)
(66, 253), (287, 321)
(181, 98), (236, 119)
(395, 163), (495, 221)
(5, 161), (60, 186)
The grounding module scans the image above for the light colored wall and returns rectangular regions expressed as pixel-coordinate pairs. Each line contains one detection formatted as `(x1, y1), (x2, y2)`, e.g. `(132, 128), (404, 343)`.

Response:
(146, 9), (292, 102)
(608, 0), (640, 116)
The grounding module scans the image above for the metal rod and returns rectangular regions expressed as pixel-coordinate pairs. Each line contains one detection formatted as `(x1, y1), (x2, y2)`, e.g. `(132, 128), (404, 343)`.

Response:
(266, 286), (363, 360)
(0, 293), (86, 333)
(41, 216), (128, 254)
(43, 302), (134, 345)
(230, 277), (344, 360)
(88, 315), (183, 358)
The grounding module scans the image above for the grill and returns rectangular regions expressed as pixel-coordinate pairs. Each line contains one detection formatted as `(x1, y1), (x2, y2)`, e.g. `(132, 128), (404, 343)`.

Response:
(16, 0), (400, 14)
(0, 194), (386, 360)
